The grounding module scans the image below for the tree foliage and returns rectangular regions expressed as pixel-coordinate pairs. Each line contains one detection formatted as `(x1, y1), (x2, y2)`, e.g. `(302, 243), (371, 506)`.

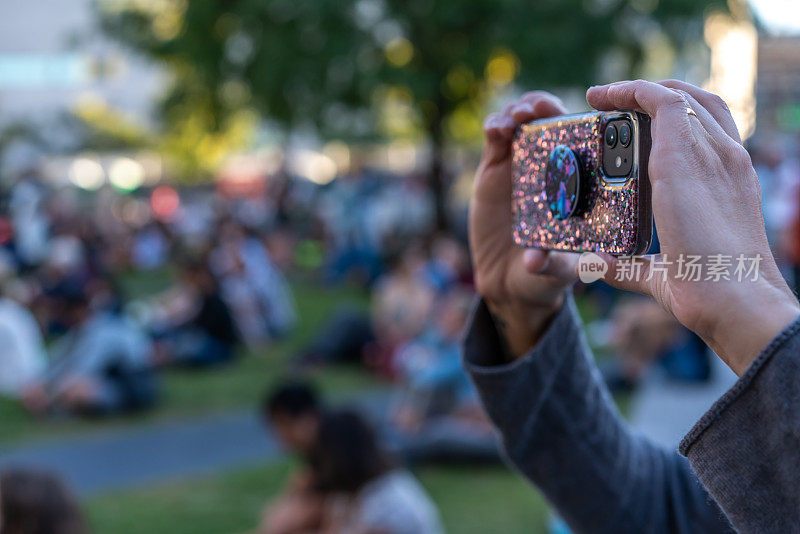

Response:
(98, 0), (726, 219)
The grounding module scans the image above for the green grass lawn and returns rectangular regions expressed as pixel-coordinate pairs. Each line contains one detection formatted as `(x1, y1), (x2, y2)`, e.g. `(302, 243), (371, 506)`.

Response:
(0, 274), (377, 446)
(0, 268), (620, 446)
(86, 461), (548, 534)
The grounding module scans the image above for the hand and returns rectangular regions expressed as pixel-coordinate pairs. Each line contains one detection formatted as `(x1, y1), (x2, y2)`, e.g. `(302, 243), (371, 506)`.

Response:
(587, 79), (800, 374)
(470, 92), (578, 359)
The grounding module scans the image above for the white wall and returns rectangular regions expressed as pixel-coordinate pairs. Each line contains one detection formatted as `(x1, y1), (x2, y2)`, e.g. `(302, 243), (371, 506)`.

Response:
(0, 0), (164, 132)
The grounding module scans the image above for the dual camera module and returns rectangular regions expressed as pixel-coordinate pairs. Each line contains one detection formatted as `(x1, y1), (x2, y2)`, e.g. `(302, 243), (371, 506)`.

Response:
(601, 119), (634, 179)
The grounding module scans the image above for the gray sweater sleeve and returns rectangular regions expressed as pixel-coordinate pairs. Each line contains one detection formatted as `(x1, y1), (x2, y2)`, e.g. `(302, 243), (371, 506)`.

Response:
(463, 297), (733, 533)
(679, 314), (800, 532)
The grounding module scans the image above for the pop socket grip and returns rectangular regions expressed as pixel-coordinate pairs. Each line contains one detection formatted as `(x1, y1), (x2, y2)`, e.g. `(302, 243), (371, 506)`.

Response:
(545, 145), (581, 220)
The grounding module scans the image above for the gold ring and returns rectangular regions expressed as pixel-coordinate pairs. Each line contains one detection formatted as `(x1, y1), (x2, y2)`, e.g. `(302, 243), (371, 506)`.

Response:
(686, 107), (698, 118)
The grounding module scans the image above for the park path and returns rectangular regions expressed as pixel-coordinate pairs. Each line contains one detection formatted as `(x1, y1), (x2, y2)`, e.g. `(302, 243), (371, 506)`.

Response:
(629, 355), (738, 449)
(0, 361), (737, 499)
(0, 392), (392, 497)
(0, 411), (281, 496)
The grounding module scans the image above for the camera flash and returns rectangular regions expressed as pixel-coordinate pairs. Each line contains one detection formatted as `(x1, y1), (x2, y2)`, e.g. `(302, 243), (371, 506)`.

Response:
(615, 156), (622, 168)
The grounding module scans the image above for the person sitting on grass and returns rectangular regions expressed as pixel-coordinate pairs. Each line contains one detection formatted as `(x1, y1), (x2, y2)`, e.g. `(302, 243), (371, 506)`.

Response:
(259, 382), (326, 534)
(261, 407), (444, 534)
(21, 290), (157, 417)
(0, 262), (47, 400)
(393, 288), (480, 432)
(152, 256), (240, 368)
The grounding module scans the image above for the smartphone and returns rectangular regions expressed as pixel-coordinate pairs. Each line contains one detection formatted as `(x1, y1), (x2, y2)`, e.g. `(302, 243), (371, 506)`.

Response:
(511, 110), (652, 256)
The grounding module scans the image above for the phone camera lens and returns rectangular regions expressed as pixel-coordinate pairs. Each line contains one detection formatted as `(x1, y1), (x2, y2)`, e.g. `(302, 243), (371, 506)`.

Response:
(619, 123), (631, 147)
(604, 124), (617, 148)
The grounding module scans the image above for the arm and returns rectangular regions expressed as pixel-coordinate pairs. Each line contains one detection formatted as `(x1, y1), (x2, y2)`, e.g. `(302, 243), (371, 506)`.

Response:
(465, 90), (723, 532)
(464, 296), (733, 534)
(583, 80), (800, 531)
(467, 84), (796, 533)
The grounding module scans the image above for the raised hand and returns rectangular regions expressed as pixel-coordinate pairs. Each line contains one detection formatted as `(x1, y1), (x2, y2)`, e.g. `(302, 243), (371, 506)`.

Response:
(470, 91), (578, 359)
(587, 79), (800, 374)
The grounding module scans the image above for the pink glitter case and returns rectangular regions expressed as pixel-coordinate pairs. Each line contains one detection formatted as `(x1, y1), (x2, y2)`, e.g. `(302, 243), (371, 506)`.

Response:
(512, 111), (652, 256)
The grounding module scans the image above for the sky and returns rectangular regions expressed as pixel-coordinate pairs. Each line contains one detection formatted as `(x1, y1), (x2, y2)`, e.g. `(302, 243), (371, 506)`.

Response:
(749, 0), (800, 34)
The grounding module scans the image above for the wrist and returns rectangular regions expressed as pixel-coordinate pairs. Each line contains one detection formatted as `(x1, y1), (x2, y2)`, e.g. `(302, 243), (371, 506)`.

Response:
(705, 283), (800, 375)
(486, 293), (566, 360)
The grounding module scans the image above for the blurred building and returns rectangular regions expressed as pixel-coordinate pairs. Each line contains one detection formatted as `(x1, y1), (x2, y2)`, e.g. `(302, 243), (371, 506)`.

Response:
(704, 11), (758, 140)
(755, 35), (800, 137)
(0, 0), (164, 170)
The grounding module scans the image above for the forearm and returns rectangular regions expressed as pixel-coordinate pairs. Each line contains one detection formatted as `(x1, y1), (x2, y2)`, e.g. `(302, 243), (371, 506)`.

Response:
(464, 296), (732, 533)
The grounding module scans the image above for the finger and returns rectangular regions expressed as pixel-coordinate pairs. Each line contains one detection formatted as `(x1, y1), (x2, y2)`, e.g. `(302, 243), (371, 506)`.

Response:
(511, 95), (567, 125)
(523, 249), (578, 282)
(519, 90), (564, 108)
(484, 112), (516, 142)
(588, 253), (656, 299)
(481, 112), (517, 165)
(481, 92), (566, 166)
(517, 91), (565, 115)
(657, 80), (741, 143)
(673, 89), (730, 144)
(587, 80), (689, 121)
(593, 254), (677, 321)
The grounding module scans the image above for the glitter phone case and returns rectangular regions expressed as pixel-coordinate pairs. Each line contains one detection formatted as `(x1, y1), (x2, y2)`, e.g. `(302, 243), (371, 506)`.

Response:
(512, 111), (652, 256)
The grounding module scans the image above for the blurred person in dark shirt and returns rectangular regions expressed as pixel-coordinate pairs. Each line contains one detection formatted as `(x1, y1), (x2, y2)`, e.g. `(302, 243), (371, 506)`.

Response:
(603, 298), (711, 392)
(292, 246), (435, 376)
(152, 256), (239, 367)
(259, 382), (325, 534)
(263, 381), (322, 457)
(0, 468), (88, 534)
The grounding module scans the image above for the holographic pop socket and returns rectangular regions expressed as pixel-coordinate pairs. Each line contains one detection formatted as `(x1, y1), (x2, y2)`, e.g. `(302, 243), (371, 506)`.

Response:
(545, 144), (581, 220)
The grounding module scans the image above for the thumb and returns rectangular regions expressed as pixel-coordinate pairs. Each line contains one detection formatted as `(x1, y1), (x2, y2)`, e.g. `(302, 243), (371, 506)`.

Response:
(524, 249), (578, 283)
(585, 253), (661, 299)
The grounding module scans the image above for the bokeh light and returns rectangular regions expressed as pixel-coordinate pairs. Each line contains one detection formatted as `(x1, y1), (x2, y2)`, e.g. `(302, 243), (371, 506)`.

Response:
(68, 157), (105, 190)
(109, 157), (146, 191)
(150, 185), (180, 220)
(385, 37), (414, 67)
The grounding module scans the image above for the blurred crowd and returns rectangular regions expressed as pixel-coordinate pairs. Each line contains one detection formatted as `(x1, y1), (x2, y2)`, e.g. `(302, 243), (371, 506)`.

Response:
(1, 134), (799, 533)
(0, 169), (298, 417)
(0, 161), (480, 423)
(752, 137), (800, 295)
(0, 161), (484, 533)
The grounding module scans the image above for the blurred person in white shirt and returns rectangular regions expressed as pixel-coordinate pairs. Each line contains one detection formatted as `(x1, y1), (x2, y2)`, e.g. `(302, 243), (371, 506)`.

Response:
(0, 253), (47, 399)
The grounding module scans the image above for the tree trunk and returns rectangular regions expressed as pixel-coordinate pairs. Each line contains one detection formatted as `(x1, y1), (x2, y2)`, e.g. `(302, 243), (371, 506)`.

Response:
(428, 114), (448, 232)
